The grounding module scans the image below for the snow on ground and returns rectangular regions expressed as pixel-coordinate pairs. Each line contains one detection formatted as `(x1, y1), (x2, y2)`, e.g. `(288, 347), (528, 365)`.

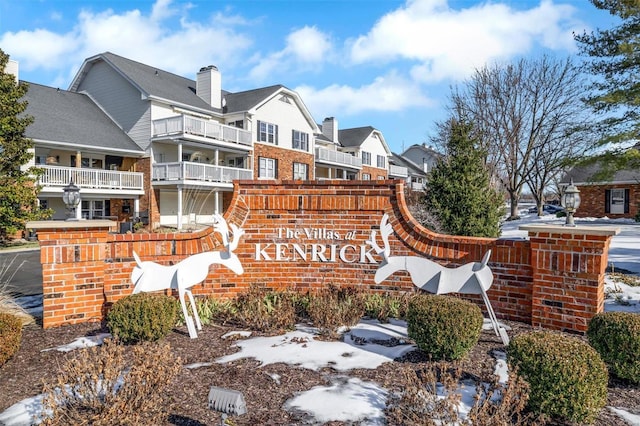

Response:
(2, 210), (640, 425)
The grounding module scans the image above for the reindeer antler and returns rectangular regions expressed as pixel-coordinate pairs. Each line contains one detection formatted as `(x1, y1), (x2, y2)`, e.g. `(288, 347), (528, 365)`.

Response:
(366, 213), (393, 260)
(213, 214), (230, 248)
(228, 224), (245, 252)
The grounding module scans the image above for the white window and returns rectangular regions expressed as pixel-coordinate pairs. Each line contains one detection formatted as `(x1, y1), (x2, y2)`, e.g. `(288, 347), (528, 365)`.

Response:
(292, 130), (309, 151)
(377, 155), (386, 168)
(362, 151), (371, 165)
(293, 162), (308, 180)
(259, 157), (277, 178)
(81, 200), (108, 219)
(258, 120), (278, 144)
(609, 188), (626, 214)
(362, 173), (371, 180)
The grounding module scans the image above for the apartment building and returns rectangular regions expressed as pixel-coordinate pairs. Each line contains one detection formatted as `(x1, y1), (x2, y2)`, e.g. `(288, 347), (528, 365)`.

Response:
(14, 52), (407, 230)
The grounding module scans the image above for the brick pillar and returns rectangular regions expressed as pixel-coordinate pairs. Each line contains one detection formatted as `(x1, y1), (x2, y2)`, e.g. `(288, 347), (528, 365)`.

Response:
(520, 224), (619, 334)
(27, 220), (117, 329)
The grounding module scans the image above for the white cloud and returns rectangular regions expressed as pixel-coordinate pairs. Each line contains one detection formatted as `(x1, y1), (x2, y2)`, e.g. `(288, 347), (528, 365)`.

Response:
(350, 0), (583, 82)
(296, 71), (432, 118)
(1, 0), (252, 83)
(248, 26), (332, 82)
(0, 29), (79, 71)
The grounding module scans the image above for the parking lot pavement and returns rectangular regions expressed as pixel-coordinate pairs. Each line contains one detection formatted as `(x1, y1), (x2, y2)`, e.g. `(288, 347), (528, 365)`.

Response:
(0, 248), (42, 296)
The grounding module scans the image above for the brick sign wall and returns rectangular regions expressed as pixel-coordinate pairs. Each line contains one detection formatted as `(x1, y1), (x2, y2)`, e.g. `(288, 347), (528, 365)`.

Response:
(28, 180), (618, 334)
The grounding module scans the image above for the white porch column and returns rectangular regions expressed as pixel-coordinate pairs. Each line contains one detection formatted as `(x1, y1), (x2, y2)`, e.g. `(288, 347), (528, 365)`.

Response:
(177, 186), (183, 230)
(214, 190), (220, 214)
(178, 143), (183, 162)
(214, 149), (219, 165)
(134, 197), (140, 218)
(75, 197), (82, 220)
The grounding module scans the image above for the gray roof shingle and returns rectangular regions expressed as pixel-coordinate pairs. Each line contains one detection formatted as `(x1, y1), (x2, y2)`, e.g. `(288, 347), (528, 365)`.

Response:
(223, 85), (284, 113)
(78, 52), (221, 113)
(338, 126), (375, 148)
(23, 81), (144, 153)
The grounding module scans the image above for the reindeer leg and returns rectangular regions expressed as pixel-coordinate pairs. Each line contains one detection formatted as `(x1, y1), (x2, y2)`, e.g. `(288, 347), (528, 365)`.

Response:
(186, 289), (202, 330)
(179, 286), (197, 339)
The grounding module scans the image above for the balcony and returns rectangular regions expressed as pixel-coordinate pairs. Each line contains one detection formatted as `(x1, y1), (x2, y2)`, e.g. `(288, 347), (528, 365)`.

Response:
(152, 161), (253, 184)
(38, 165), (144, 191)
(389, 164), (409, 178)
(152, 115), (252, 147)
(315, 147), (362, 169)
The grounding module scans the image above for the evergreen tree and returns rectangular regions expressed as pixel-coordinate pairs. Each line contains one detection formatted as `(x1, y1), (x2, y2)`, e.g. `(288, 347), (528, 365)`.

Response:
(575, 0), (640, 154)
(423, 119), (504, 238)
(0, 49), (49, 241)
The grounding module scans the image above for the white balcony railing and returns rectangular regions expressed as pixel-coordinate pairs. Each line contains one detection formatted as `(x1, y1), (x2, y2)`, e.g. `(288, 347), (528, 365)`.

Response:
(152, 161), (253, 183)
(152, 115), (252, 147)
(315, 147), (362, 168)
(38, 165), (144, 190)
(389, 164), (409, 178)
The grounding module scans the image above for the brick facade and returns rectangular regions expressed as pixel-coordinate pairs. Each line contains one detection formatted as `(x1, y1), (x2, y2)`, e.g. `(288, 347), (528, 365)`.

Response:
(576, 183), (639, 219)
(29, 180), (617, 334)
(361, 165), (387, 180)
(253, 143), (315, 180)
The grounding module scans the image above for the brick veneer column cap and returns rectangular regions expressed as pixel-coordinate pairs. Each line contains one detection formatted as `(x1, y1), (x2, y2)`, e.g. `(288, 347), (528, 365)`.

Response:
(519, 224), (620, 237)
(27, 220), (117, 232)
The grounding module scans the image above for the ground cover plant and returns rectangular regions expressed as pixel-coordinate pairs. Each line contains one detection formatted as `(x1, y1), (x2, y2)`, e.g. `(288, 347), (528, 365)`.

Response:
(40, 339), (181, 425)
(1, 275), (639, 425)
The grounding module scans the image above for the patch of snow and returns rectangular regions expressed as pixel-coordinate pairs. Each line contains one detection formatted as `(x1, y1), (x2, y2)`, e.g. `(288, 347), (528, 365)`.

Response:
(184, 362), (213, 370)
(41, 333), (111, 353)
(0, 394), (45, 426)
(284, 377), (387, 424)
(608, 407), (640, 426)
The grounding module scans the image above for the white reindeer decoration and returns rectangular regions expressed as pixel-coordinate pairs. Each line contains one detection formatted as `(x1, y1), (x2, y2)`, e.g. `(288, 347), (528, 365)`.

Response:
(131, 215), (245, 338)
(368, 214), (509, 345)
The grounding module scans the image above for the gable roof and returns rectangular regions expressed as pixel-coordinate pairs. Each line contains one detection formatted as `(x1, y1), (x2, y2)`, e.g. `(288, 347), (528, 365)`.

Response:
(223, 85), (283, 113)
(563, 162), (640, 185)
(339, 126), (391, 155)
(69, 52), (220, 114)
(23, 81), (144, 154)
(390, 153), (428, 177)
(339, 126), (375, 148)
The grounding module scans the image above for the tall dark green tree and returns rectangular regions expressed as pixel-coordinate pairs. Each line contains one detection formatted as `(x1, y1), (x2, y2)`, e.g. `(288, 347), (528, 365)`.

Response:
(575, 0), (640, 166)
(423, 119), (504, 238)
(0, 49), (49, 240)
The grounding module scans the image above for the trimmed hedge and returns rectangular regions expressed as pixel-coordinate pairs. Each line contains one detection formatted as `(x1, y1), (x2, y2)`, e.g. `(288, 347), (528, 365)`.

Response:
(107, 293), (178, 344)
(508, 331), (608, 424)
(0, 312), (22, 367)
(588, 311), (640, 384)
(407, 294), (483, 361)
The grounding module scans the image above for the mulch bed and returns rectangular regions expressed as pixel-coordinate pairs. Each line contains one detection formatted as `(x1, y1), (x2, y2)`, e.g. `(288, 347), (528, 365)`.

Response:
(0, 319), (638, 425)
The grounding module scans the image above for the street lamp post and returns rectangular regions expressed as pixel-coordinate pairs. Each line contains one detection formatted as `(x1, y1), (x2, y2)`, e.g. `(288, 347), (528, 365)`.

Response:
(62, 179), (81, 221)
(561, 179), (581, 227)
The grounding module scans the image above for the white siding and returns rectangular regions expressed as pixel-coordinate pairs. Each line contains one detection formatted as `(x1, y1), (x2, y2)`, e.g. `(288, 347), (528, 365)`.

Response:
(360, 132), (388, 170)
(254, 94), (315, 153)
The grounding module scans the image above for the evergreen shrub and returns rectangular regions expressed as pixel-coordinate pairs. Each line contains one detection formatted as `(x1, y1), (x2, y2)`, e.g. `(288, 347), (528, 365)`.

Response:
(588, 311), (640, 384)
(0, 312), (22, 366)
(507, 331), (608, 424)
(107, 293), (178, 344)
(407, 294), (483, 361)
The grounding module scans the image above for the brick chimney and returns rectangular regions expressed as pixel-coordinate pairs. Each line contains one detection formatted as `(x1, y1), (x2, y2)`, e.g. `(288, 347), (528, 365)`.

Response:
(196, 65), (221, 108)
(322, 117), (338, 142)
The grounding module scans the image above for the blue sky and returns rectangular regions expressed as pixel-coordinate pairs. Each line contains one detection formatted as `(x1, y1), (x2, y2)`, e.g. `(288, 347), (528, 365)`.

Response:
(0, 0), (618, 154)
